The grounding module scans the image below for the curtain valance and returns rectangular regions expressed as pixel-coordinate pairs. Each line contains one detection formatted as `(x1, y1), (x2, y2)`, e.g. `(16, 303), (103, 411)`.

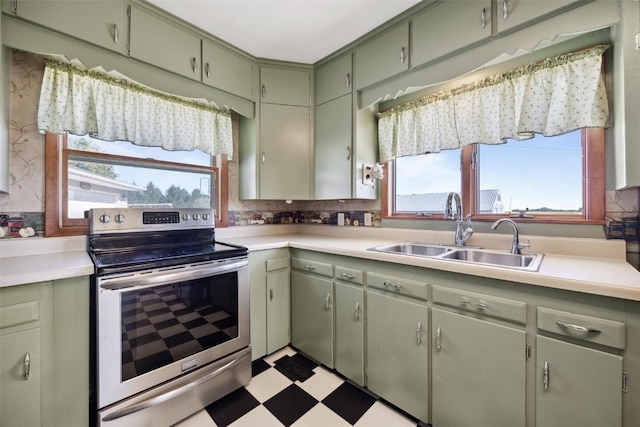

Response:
(377, 45), (610, 163)
(37, 59), (233, 158)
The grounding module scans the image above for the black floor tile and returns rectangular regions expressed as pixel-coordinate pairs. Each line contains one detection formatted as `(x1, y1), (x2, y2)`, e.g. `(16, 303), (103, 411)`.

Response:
(205, 387), (260, 427)
(322, 382), (376, 425)
(263, 384), (318, 426)
(274, 355), (315, 382)
(252, 358), (270, 377)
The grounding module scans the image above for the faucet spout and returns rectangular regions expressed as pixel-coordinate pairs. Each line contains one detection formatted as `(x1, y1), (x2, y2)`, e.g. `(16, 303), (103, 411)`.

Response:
(491, 218), (522, 254)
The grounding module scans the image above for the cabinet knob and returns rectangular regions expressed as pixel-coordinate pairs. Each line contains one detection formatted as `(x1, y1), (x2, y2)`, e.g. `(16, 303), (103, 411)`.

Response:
(354, 301), (360, 321)
(543, 361), (550, 391)
(325, 293), (332, 309)
(205, 62), (211, 78)
(261, 85), (266, 98)
(481, 8), (487, 29)
(436, 327), (442, 351)
(502, 0), (509, 20)
(416, 322), (423, 345)
(113, 24), (119, 44)
(345, 73), (351, 88)
(400, 46), (406, 64)
(269, 288), (274, 301)
(191, 57), (198, 73)
(345, 146), (351, 161)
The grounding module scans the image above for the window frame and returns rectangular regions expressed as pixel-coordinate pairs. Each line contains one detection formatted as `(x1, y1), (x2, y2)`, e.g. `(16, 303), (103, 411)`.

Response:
(45, 132), (229, 237)
(381, 127), (605, 225)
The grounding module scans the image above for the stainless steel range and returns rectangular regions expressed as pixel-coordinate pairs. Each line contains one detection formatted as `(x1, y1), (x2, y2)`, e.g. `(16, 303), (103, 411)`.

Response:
(88, 208), (251, 427)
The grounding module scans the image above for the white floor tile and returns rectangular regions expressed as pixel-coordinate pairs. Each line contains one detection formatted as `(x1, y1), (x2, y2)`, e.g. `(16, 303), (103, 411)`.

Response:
(245, 367), (292, 403)
(172, 409), (218, 427)
(228, 405), (284, 427)
(263, 347), (297, 366)
(291, 404), (352, 427)
(354, 401), (417, 427)
(296, 366), (345, 401)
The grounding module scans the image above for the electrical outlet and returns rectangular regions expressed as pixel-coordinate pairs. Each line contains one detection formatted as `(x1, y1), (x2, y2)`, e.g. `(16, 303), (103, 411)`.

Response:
(364, 213), (372, 226)
(337, 213), (345, 226)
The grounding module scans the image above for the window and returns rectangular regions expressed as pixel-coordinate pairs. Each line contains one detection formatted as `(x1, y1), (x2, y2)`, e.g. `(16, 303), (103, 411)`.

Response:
(384, 127), (605, 223)
(45, 132), (229, 236)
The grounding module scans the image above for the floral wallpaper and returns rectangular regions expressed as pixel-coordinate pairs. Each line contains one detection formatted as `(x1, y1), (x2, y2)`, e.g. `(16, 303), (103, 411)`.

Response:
(0, 50), (637, 240)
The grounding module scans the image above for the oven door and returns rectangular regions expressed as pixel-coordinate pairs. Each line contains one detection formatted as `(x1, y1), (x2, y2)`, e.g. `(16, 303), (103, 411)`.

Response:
(96, 256), (250, 409)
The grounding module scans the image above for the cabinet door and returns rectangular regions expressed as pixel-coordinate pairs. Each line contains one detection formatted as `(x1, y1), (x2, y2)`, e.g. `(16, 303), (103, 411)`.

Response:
(260, 67), (310, 106)
(266, 268), (290, 354)
(497, 0), (579, 33)
(412, 0), (492, 68)
(291, 271), (333, 368)
(431, 309), (526, 427)
(355, 23), (409, 89)
(315, 94), (352, 200)
(334, 282), (364, 386)
(249, 252), (268, 360)
(8, 0), (126, 53)
(316, 53), (352, 105)
(202, 40), (253, 100)
(129, 6), (201, 81)
(366, 290), (428, 422)
(0, 328), (41, 427)
(536, 336), (623, 427)
(259, 103), (311, 200)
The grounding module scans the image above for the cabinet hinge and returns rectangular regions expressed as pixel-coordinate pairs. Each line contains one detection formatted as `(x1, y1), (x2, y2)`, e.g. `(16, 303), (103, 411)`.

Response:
(525, 344), (531, 360)
(623, 372), (629, 393)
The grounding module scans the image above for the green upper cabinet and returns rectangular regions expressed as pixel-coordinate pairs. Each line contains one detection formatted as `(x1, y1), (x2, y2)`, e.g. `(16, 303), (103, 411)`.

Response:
(496, 0), (582, 33)
(202, 40), (253, 100)
(129, 5), (201, 81)
(355, 23), (409, 90)
(315, 53), (352, 106)
(3, 0), (127, 54)
(260, 67), (310, 106)
(412, 0), (492, 68)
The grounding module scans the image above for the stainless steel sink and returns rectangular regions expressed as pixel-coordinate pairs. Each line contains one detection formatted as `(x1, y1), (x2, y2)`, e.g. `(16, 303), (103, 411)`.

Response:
(369, 242), (454, 257)
(440, 249), (543, 271)
(369, 242), (543, 271)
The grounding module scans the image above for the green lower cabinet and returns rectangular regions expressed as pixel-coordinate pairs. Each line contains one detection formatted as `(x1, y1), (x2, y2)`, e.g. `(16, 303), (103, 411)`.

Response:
(334, 282), (364, 386)
(291, 271), (334, 368)
(536, 335), (623, 427)
(431, 308), (526, 427)
(366, 290), (428, 422)
(1, 327), (42, 427)
(266, 267), (290, 354)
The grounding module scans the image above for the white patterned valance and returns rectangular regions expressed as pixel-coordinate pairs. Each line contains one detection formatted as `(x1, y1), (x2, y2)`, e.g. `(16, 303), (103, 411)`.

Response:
(38, 59), (233, 158)
(377, 45), (610, 163)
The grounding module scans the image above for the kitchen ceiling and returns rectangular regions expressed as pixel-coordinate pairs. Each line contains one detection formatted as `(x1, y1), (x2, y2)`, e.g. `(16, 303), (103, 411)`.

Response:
(147, 0), (423, 64)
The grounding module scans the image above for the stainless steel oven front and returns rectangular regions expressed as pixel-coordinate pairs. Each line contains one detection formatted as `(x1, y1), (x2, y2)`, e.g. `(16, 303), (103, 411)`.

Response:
(95, 255), (250, 426)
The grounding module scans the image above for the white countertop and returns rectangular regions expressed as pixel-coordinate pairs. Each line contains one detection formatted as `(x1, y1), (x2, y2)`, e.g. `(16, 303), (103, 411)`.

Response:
(2, 225), (639, 301)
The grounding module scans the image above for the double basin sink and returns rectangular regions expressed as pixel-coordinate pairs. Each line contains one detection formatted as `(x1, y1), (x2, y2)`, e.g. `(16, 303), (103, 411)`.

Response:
(369, 242), (543, 272)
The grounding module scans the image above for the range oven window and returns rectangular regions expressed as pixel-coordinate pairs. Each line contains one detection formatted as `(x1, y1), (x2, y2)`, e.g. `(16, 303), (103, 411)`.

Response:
(120, 271), (239, 381)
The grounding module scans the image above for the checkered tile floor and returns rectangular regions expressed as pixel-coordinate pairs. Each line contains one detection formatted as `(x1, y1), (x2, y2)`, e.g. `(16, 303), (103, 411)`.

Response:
(121, 285), (237, 380)
(174, 347), (423, 427)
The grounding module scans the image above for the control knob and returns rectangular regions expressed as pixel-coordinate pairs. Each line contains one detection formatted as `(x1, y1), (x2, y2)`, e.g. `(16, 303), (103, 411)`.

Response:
(182, 213), (191, 221)
(193, 213), (200, 220)
(99, 214), (110, 224)
(114, 214), (126, 223)
(202, 213), (209, 220)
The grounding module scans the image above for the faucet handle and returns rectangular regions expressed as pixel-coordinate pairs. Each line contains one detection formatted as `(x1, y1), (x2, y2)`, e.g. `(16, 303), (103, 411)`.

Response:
(518, 239), (531, 251)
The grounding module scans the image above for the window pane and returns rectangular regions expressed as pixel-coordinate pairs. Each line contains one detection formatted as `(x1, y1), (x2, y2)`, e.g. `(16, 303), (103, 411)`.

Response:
(394, 149), (461, 213)
(66, 135), (214, 219)
(477, 131), (582, 215)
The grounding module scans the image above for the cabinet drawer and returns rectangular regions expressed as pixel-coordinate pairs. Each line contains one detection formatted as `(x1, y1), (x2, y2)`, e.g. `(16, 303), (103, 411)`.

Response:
(0, 301), (40, 329)
(537, 307), (625, 350)
(334, 266), (364, 285)
(432, 286), (526, 324)
(367, 272), (428, 301)
(291, 258), (333, 277)
(266, 257), (289, 272)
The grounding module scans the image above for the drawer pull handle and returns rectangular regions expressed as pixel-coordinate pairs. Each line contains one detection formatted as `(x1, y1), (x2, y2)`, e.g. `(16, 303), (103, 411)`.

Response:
(191, 57), (198, 73)
(480, 7), (487, 29)
(543, 361), (549, 391)
(205, 62), (211, 78)
(262, 84), (266, 98)
(341, 273), (355, 279)
(345, 73), (351, 87)
(436, 327), (442, 351)
(459, 298), (470, 305)
(269, 288), (274, 301)
(476, 303), (487, 310)
(556, 320), (601, 334)
(113, 24), (119, 44)
(383, 281), (402, 289)
(354, 302), (360, 321)
(24, 352), (31, 380)
(502, 0), (509, 20)
(416, 322), (422, 345)
(304, 264), (316, 270)
(400, 46), (406, 64)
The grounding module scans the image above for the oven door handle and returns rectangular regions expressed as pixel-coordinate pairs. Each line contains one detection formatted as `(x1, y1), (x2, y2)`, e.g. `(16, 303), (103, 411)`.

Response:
(99, 258), (248, 290)
(101, 350), (250, 422)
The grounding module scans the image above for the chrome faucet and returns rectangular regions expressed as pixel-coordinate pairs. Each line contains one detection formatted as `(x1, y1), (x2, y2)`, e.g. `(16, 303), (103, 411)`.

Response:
(444, 192), (473, 246)
(491, 218), (530, 254)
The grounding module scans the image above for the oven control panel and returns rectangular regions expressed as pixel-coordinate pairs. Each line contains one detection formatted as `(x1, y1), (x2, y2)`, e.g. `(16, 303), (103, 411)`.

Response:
(89, 208), (215, 233)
